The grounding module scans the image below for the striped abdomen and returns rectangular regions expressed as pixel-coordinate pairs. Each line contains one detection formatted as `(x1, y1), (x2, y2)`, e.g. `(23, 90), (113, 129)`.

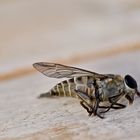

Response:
(39, 76), (95, 98)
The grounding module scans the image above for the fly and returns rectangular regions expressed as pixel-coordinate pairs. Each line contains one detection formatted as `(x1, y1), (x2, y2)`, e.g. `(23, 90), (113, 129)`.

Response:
(33, 62), (140, 119)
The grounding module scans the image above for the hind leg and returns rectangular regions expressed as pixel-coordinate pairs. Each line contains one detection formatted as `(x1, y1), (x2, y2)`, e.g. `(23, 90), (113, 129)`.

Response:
(75, 89), (104, 119)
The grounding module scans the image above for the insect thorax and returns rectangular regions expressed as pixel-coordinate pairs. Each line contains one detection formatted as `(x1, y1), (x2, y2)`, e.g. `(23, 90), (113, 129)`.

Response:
(98, 75), (125, 101)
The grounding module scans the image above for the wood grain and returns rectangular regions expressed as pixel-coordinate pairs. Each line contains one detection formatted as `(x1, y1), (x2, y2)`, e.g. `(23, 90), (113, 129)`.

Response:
(0, 43), (140, 81)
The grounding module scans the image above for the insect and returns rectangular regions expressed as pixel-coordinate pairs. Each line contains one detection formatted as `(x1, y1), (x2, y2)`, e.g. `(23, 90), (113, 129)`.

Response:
(33, 62), (140, 118)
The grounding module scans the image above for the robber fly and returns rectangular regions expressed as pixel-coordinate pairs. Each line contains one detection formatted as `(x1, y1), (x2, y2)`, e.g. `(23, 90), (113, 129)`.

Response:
(33, 62), (140, 118)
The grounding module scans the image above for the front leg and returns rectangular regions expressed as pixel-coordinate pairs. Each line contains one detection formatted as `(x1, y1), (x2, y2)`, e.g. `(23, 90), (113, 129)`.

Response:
(108, 93), (126, 109)
(99, 94), (126, 114)
(99, 102), (126, 114)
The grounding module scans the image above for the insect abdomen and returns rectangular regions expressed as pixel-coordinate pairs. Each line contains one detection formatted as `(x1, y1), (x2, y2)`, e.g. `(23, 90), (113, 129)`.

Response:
(50, 79), (77, 97)
(38, 79), (76, 98)
(39, 76), (95, 98)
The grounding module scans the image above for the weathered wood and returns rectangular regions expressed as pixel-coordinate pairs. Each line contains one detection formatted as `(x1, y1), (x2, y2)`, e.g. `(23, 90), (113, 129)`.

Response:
(1, 51), (140, 140)
(0, 0), (140, 139)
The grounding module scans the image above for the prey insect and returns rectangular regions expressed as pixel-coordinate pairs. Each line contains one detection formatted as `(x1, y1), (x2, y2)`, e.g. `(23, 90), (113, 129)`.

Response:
(33, 62), (140, 119)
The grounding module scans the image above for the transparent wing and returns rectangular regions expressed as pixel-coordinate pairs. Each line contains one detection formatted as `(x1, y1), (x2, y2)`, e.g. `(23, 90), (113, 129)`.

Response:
(33, 62), (108, 79)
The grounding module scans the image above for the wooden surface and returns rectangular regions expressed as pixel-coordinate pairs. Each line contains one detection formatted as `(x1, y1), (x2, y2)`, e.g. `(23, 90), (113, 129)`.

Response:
(0, 0), (140, 140)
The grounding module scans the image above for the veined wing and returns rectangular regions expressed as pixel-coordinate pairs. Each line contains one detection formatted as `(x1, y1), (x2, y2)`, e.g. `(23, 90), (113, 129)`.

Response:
(33, 62), (109, 79)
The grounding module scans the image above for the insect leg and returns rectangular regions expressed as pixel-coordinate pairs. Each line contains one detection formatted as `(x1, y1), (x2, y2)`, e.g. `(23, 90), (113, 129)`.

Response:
(75, 89), (91, 105)
(92, 90), (104, 118)
(93, 99), (104, 118)
(80, 101), (104, 118)
(99, 106), (111, 109)
(109, 94), (126, 109)
(75, 89), (104, 118)
(75, 89), (92, 106)
(99, 102), (126, 114)
(80, 101), (93, 116)
(99, 104), (113, 114)
(99, 93), (126, 114)
(106, 94), (126, 111)
(75, 89), (96, 116)
(75, 89), (91, 100)
(111, 103), (126, 109)
(93, 90), (100, 115)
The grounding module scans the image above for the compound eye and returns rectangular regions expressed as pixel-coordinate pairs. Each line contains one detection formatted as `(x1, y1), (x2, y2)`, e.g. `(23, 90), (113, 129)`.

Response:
(124, 75), (137, 89)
